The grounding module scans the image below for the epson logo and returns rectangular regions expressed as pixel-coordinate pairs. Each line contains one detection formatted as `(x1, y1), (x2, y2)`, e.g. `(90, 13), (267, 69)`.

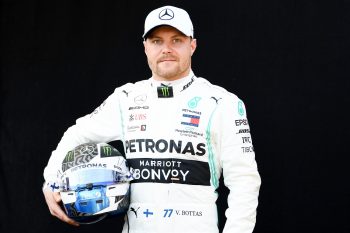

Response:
(235, 119), (249, 126)
(125, 139), (206, 156)
(129, 106), (149, 110)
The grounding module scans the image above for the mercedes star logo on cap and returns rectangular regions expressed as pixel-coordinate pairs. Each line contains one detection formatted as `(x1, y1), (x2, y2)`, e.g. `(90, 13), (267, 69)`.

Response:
(158, 8), (174, 20)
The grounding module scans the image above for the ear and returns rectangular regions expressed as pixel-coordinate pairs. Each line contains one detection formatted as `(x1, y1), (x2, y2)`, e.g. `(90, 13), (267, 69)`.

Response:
(190, 39), (197, 56)
(143, 40), (148, 56)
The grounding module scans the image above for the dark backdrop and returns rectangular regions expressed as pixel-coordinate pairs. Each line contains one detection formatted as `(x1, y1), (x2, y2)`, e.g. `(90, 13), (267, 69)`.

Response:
(1, 0), (349, 233)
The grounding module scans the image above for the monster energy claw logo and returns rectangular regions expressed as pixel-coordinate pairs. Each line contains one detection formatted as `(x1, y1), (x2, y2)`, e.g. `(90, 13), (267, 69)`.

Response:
(104, 146), (112, 155)
(101, 145), (114, 157)
(162, 87), (169, 96)
(62, 143), (98, 172)
(157, 86), (173, 98)
(63, 151), (74, 163)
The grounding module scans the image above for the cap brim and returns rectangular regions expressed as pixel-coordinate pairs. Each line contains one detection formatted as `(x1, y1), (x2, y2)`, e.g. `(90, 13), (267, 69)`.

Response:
(143, 24), (190, 39)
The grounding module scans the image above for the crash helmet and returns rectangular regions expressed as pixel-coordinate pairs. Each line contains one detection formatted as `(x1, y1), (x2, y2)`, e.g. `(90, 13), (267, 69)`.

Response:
(59, 142), (133, 224)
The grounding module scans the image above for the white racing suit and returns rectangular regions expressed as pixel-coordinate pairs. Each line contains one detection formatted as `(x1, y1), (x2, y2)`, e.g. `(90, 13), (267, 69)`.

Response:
(43, 71), (261, 233)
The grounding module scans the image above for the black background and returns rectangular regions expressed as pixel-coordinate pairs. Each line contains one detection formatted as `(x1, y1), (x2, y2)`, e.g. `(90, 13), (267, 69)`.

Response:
(1, 0), (349, 233)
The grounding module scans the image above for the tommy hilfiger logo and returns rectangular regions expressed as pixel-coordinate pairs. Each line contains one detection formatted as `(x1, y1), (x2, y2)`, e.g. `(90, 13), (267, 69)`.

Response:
(181, 114), (200, 127)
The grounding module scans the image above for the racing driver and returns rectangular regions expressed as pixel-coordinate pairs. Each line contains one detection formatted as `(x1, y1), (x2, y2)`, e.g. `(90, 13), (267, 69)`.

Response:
(43, 5), (261, 233)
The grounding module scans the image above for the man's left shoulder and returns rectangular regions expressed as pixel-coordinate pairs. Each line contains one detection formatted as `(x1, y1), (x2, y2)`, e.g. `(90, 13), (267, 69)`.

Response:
(195, 77), (240, 101)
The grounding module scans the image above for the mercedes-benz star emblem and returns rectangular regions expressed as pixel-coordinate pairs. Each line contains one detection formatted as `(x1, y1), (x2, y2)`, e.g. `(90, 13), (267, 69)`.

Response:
(159, 8), (174, 20)
(134, 94), (147, 105)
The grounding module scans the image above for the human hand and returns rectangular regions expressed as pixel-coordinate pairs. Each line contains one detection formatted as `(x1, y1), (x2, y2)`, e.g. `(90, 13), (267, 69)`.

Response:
(43, 189), (79, 226)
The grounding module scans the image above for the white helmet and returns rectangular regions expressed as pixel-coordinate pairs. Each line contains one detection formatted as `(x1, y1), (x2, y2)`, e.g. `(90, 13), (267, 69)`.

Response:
(59, 142), (133, 224)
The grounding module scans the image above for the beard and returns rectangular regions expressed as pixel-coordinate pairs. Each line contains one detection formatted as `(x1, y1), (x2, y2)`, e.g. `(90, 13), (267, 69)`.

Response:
(148, 57), (191, 81)
(155, 64), (182, 80)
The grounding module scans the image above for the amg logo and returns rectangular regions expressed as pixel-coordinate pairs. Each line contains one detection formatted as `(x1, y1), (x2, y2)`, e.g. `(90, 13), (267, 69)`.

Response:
(125, 139), (206, 156)
(129, 106), (149, 110)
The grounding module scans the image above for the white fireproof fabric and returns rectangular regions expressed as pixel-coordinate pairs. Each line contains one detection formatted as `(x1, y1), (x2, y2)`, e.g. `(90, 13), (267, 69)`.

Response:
(43, 71), (261, 233)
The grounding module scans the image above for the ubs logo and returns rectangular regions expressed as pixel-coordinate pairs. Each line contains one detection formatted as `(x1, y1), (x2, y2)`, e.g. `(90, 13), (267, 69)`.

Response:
(129, 114), (147, 121)
(159, 8), (174, 20)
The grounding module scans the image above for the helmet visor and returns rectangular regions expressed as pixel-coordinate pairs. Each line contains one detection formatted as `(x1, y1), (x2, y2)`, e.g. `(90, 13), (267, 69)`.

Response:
(62, 168), (116, 191)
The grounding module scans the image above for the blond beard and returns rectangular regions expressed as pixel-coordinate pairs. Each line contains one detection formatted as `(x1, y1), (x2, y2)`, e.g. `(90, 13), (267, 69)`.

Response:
(149, 60), (191, 81)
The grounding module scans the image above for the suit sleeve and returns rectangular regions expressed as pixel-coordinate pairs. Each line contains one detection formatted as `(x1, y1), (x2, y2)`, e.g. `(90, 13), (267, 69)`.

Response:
(43, 89), (124, 190)
(216, 96), (261, 233)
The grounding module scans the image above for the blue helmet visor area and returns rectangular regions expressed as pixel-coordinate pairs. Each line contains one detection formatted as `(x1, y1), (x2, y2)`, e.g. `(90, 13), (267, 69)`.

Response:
(61, 167), (131, 224)
(64, 185), (109, 216)
(63, 168), (116, 191)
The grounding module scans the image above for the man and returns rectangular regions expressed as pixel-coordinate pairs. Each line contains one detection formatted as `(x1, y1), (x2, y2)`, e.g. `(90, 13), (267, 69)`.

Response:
(43, 5), (261, 233)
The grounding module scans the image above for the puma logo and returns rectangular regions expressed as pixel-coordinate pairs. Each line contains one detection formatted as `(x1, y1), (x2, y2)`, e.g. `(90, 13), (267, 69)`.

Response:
(210, 96), (222, 104)
(123, 90), (131, 97)
(130, 207), (140, 218)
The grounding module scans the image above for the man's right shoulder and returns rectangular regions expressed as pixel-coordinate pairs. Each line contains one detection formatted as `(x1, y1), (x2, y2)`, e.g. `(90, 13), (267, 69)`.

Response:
(113, 80), (150, 95)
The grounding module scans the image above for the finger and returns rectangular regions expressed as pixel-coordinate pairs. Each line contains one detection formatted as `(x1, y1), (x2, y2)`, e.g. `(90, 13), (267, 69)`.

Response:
(59, 213), (80, 227)
(50, 202), (80, 226)
(43, 191), (79, 226)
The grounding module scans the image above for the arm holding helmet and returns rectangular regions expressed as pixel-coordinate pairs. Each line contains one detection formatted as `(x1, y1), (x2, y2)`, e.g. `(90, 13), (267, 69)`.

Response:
(42, 87), (125, 225)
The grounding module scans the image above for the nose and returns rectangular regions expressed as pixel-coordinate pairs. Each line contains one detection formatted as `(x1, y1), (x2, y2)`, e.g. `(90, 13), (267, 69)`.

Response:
(161, 42), (173, 54)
